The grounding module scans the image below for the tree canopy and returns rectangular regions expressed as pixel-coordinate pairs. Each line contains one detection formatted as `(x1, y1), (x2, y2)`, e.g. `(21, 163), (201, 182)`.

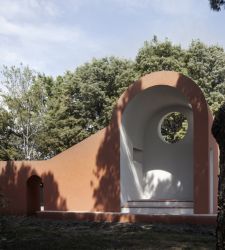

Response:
(210, 0), (225, 11)
(0, 38), (225, 160)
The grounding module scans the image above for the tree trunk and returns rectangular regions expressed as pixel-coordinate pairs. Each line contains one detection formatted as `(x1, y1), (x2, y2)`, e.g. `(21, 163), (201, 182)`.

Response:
(212, 102), (225, 250)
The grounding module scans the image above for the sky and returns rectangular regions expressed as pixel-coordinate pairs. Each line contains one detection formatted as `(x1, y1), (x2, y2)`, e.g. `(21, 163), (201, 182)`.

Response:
(0, 0), (224, 77)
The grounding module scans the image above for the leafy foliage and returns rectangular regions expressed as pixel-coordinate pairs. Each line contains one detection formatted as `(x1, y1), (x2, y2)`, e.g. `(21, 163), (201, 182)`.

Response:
(28, 57), (137, 159)
(0, 65), (46, 159)
(135, 38), (186, 75)
(161, 112), (188, 144)
(0, 38), (225, 159)
(185, 40), (225, 113)
(210, 0), (225, 11)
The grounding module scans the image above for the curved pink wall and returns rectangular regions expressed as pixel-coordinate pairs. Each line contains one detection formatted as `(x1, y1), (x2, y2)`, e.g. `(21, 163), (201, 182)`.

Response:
(0, 71), (218, 215)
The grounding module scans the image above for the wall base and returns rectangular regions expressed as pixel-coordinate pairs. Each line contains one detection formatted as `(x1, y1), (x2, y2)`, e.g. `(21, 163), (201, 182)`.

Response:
(37, 211), (216, 225)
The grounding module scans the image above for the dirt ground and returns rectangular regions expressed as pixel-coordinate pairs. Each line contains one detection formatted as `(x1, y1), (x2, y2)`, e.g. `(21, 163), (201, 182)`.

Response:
(0, 216), (216, 250)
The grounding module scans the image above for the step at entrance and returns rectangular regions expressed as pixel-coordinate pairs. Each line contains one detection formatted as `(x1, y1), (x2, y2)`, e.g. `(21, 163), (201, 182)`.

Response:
(121, 200), (194, 215)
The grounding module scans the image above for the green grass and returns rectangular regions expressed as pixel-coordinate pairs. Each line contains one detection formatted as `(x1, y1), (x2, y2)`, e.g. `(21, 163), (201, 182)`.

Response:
(0, 216), (216, 250)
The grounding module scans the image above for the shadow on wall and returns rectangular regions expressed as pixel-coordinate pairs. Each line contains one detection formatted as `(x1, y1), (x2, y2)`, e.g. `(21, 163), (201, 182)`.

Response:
(176, 76), (206, 114)
(93, 80), (143, 212)
(176, 74), (210, 207)
(0, 161), (67, 215)
(93, 72), (211, 212)
(143, 171), (185, 200)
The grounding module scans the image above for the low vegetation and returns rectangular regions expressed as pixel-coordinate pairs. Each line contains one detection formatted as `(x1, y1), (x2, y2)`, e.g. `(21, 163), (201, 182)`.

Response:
(0, 216), (216, 250)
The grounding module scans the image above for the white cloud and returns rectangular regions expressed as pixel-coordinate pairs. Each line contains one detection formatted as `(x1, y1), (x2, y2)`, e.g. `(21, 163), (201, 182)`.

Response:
(0, 0), (224, 77)
(148, 0), (197, 15)
(110, 0), (197, 15)
(0, 16), (80, 43)
(111, 0), (150, 9)
(0, 0), (60, 20)
(0, 0), (102, 75)
(0, 50), (19, 64)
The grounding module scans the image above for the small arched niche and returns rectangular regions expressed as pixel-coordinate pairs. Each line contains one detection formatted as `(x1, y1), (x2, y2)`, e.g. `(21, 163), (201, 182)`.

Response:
(120, 85), (193, 213)
(27, 175), (44, 216)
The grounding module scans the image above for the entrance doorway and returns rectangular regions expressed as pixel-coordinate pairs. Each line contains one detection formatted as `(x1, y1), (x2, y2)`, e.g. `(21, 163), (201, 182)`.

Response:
(27, 175), (44, 216)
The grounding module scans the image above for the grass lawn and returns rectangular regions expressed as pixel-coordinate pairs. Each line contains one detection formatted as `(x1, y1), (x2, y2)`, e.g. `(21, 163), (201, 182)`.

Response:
(0, 216), (216, 250)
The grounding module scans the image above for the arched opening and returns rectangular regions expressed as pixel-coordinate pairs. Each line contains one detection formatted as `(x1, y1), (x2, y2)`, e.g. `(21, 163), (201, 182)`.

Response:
(27, 175), (44, 216)
(120, 85), (193, 214)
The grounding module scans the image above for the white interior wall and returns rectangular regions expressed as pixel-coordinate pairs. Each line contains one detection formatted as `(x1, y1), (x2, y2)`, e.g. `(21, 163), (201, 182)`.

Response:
(120, 85), (193, 208)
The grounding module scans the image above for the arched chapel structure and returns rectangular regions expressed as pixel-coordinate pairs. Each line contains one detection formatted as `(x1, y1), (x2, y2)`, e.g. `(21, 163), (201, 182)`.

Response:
(0, 71), (218, 221)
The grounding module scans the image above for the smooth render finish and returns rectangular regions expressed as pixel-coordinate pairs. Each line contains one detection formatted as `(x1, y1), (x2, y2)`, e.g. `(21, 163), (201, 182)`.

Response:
(0, 71), (218, 219)
(120, 86), (193, 215)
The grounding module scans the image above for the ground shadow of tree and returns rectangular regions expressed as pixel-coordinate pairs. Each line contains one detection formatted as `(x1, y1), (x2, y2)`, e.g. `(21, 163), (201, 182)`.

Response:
(93, 80), (142, 212)
(0, 161), (67, 215)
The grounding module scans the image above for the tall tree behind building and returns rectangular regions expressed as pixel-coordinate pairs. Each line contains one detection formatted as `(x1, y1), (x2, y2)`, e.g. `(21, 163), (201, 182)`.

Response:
(0, 65), (47, 160)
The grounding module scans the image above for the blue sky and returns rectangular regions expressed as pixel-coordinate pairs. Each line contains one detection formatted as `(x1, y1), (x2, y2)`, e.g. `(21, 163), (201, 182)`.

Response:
(0, 0), (224, 77)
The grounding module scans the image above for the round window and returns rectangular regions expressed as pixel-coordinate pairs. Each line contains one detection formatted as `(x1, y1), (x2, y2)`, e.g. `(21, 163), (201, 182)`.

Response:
(160, 112), (188, 143)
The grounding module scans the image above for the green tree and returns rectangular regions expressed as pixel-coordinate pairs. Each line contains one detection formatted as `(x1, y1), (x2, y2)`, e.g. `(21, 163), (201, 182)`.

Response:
(0, 107), (22, 160)
(210, 0), (225, 11)
(136, 38), (225, 115)
(212, 103), (225, 250)
(0, 64), (47, 160)
(1, 38), (225, 158)
(135, 38), (186, 75)
(135, 38), (225, 142)
(35, 74), (81, 158)
(161, 112), (188, 144)
(70, 57), (137, 129)
(186, 40), (225, 113)
(209, 3), (225, 249)
(36, 57), (138, 158)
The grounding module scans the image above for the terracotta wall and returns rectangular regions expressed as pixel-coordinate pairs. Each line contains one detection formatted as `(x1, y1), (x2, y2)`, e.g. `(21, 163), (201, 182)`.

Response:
(0, 126), (120, 215)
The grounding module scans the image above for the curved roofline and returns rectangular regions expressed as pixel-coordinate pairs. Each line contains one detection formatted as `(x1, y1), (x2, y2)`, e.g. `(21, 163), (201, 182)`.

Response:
(115, 71), (208, 122)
